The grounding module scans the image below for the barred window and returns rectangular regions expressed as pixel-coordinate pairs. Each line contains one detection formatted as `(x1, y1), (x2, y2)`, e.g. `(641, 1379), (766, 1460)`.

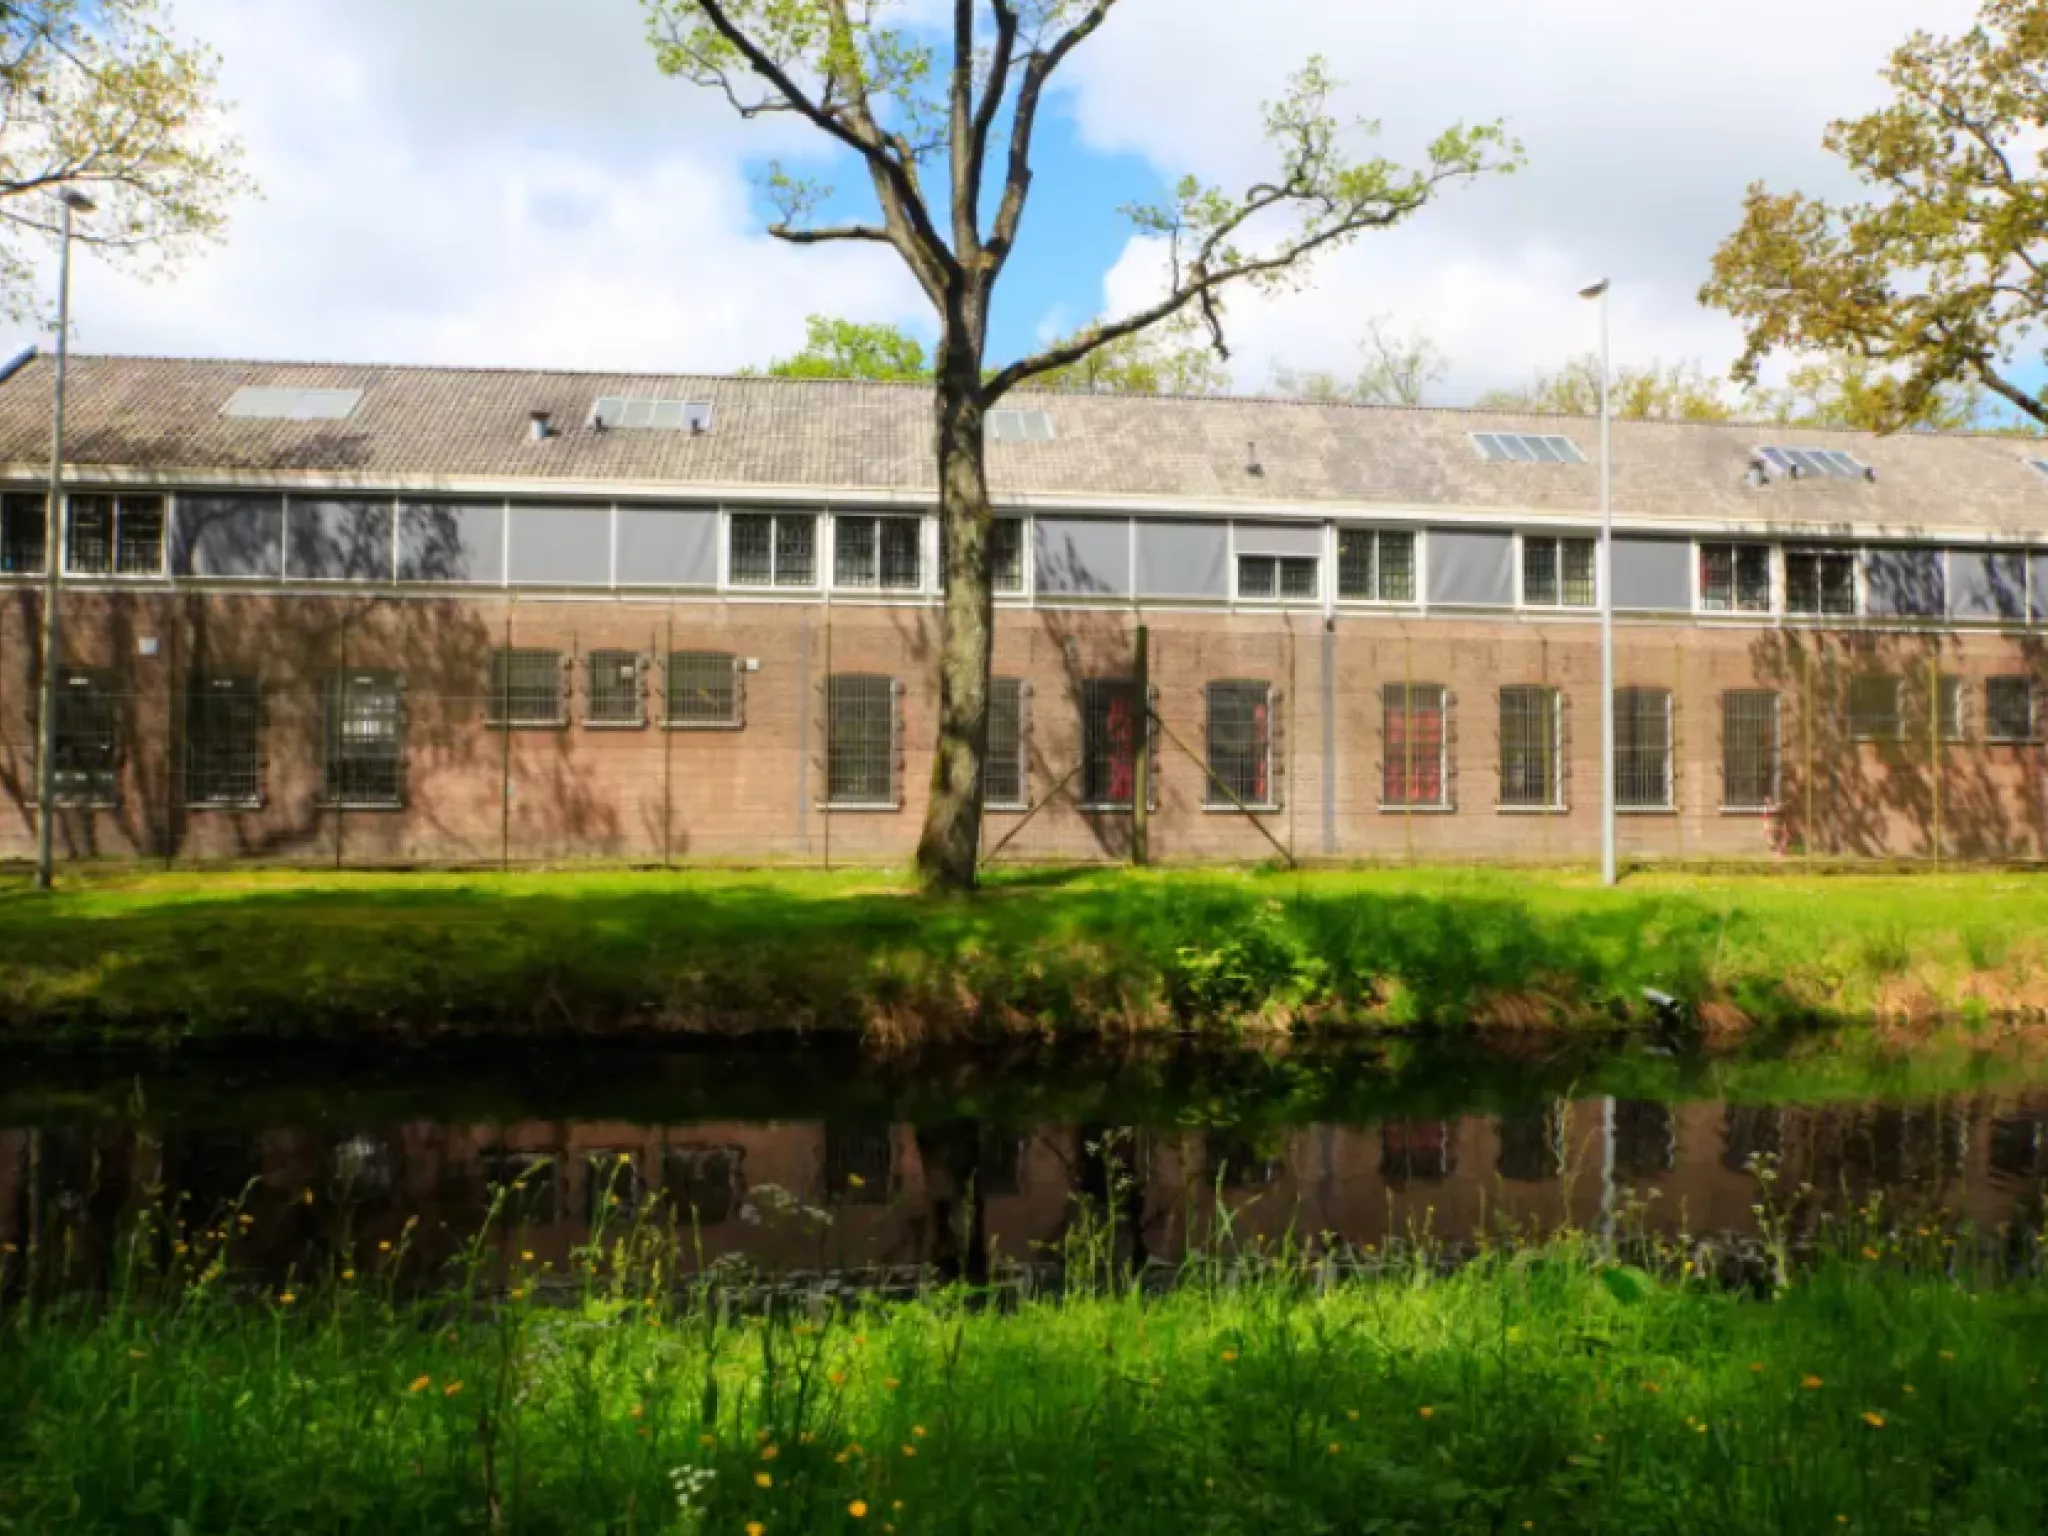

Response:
(827, 674), (898, 807)
(835, 514), (923, 590)
(662, 1146), (741, 1225)
(65, 494), (165, 576)
(1614, 687), (1672, 810)
(1936, 675), (1965, 741)
(1205, 680), (1274, 807)
(185, 672), (262, 807)
(986, 677), (1028, 809)
(1847, 675), (1900, 741)
(666, 651), (741, 728)
(992, 518), (1025, 593)
(1613, 1100), (1676, 1178)
(1785, 550), (1856, 616)
(585, 650), (645, 727)
(1499, 685), (1563, 809)
(728, 511), (816, 587)
(1382, 683), (1448, 808)
(1380, 1121), (1455, 1187)
(1337, 528), (1416, 602)
(1, 492), (45, 573)
(1722, 691), (1779, 811)
(50, 666), (117, 805)
(322, 670), (403, 807)
(1081, 678), (1142, 809)
(1237, 554), (1318, 601)
(1522, 536), (1596, 607)
(1701, 542), (1771, 613)
(486, 648), (566, 728)
(1985, 677), (2037, 743)
(1496, 1105), (1566, 1183)
(824, 1125), (893, 1203)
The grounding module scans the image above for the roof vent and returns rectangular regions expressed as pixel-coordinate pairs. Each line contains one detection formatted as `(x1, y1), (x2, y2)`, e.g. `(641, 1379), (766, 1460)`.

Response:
(529, 410), (552, 443)
(1246, 440), (1264, 477)
(1864, 464), (1879, 483)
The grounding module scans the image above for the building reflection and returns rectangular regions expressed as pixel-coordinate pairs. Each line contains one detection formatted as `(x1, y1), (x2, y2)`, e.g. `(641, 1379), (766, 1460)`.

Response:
(5, 1094), (2048, 1288)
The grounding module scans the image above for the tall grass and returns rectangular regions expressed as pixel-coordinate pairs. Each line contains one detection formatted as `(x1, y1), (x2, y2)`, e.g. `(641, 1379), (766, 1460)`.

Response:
(5, 1167), (2048, 1533)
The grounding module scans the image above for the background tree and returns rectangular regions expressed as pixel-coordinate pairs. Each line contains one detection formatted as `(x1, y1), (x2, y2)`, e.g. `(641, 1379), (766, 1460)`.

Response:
(1477, 355), (1734, 422)
(1701, 0), (2048, 432)
(647, 0), (1517, 892)
(1270, 313), (1445, 406)
(0, 0), (251, 317)
(750, 314), (932, 380)
(1028, 311), (1229, 396)
(1745, 351), (1997, 433)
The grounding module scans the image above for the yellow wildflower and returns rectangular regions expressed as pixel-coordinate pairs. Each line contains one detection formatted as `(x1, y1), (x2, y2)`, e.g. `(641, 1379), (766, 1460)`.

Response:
(911, 1425), (925, 1439)
(1419, 1406), (1435, 1420)
(761, 1445), (779, 1461)
(408, 1376), (432, 1394)
(848, 1502), (868, 1520)
(747, 1525), (766, 1536)
(884, 1378), (900, 1390)
(277, 1292), (296, 1306)
(444, 1381), (463, 1398)
(754, 1472), (772, 1489)
(1802, 1376), (1824, 1390)
(341, 1269), (355, 1282)
(901, 1445), (916, 1458)
(1221, 1350), (1238, 1363)
(1863, 1412), (1886, 1428)
(1328, 1442), (1341, 1455)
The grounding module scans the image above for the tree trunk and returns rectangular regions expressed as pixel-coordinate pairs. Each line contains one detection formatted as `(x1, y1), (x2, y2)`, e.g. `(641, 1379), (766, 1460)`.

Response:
(915, 366), (994, 893)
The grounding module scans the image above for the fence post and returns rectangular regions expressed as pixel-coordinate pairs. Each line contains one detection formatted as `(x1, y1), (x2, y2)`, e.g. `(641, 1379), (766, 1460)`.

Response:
(1931, 654), (1943, 869)
(1132, 623), (1150, 868)
(1803, 642), (1814, 866)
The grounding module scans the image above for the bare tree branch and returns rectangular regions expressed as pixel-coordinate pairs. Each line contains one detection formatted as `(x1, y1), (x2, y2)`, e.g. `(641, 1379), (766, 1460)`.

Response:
(986, 0), (1122, 265)
(766, 221), (896, 245)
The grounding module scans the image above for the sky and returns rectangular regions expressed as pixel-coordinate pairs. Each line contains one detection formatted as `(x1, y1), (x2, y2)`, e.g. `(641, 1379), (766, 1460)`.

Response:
(0, 0), (1989, 403)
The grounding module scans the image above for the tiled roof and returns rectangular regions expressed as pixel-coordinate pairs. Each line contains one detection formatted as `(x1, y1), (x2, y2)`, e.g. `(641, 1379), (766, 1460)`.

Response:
(0, 352), (2043, 537)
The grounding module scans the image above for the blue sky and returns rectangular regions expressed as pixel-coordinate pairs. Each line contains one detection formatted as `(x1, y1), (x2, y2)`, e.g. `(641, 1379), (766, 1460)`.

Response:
(0, 0), (2013, 409)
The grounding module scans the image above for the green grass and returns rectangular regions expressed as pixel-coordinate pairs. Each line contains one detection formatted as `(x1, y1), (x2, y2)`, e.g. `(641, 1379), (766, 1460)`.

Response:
(5, 1195), (2048, 1534)
(4, 864), (2047, 1046)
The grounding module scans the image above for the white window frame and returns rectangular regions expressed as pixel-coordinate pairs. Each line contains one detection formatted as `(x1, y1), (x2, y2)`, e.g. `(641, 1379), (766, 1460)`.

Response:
(830, 511), (924, 594)
(62, 491), (169, 580)
(1516, 532), (1599, 611)
(984, 676), (1030, 812)
(1379, 682), (1452, 812)
(1695, 539), (1776, 617)
(1497, 684), (1567, 813)
(1985, 676), (2040, 744)
(722, 507), (821, 592)
(1334, 525), (1424, 608)
(1202, 679), (1278, 812)
(1232, 548), (1322, 606)
(1719, 690), (1781, 815)
(1613, 687), (1675, 814)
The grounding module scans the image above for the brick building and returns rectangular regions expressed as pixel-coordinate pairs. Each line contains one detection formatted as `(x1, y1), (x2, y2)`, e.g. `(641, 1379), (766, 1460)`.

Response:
(0, 352), (2044, 868)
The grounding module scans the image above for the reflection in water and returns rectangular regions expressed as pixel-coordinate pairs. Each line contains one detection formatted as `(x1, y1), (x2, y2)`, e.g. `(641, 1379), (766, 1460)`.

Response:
(9, 1089), (2048, 1292)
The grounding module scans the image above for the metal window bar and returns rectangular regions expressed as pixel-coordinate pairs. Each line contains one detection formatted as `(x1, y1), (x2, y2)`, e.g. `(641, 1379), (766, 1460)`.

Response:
(729, 513), (774, 585)
(662, 1146), (742, 1225)
(1337, 528), (1375, 599)
(585, 649), (645, 727)
(1383, 683), (1447, 807)
(1523, 538), (1558, 606)
(1496, 1105), (1567, 1183)
(1700, 544), (1734, 612)
(1, 492), (46, 573)
(1237, 555), (1278, 600)
(986, 677), (1027, 808)
(1614, 687), (1672, 809)
(827, 673), (896, 806)
(1278, 556), (1318, 600)
(1613, 1100), (1677, 1178)
(1499, 685), (1562, 808)
(824, 1125), (893, 1203)
(486, 648), (565, 728)
(1735, 544), (1771, 611)
(185, 672), (262, 806)
(66, 493), (113, 574)
(115, 496), (166, 575)
(1561, 539), (1596, 606)
(775, 513), (816, 586)
(1786, 551), (1855, 616)
(834, 516), (879, 587)
(879, 517), (921, 590)
(1722, 690), (1779, 810)
(1081, 677), (1141, 808)
(51, 666), (117, 805)
(322, 670), (403, 807)
(1985, 677), (2037, 742)
(991, 518), (1025, 593)
(666, 651), (740, 728)
(1378, 531), (1416, 601)
(1205, 680), (1272, 807)
(1847, 675), (1901, 741)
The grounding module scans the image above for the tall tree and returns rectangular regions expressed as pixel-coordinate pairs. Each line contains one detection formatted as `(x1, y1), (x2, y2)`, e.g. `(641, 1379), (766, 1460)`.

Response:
(1701, 0), (2048, 432)
(1477, 355), (1735, 422)
(0, 0), (251, 316)
(1745, 351), (1996, 433)
(646, 2), (1516, 890)
(753, 314), (933, 380)
(1271, 314), (1445, 407)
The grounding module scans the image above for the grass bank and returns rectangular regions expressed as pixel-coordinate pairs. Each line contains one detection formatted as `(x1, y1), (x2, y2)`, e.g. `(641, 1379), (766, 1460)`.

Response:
(5, 1207), (2047, 1533)
(4, 865), (2047, 1046)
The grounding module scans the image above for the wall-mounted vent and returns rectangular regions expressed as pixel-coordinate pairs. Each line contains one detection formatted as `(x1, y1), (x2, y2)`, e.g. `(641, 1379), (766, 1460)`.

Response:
(222, 386), (364, 421)
(591, 397), (712, 433)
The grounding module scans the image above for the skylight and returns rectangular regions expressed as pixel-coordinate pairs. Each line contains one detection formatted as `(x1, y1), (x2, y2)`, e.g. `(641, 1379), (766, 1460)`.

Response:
(2028, 459), (2048, 481)
(1471, 432), (1585, 465)
(592, 397), (713, 433)
(222, 386), (363, 421)
(1758, 446), (1866, 479)
(989, 408), (1055, 444)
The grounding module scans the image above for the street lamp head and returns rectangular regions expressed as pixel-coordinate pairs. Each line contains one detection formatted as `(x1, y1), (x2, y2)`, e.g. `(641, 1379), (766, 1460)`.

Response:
(1578, 278), (1610, 300)
(59, 189), (95, 214)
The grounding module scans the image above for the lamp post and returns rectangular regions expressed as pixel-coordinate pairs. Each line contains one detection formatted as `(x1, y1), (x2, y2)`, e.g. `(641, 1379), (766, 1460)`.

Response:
(1579, 277), (1615, 888)
(34, 187), (94, 892)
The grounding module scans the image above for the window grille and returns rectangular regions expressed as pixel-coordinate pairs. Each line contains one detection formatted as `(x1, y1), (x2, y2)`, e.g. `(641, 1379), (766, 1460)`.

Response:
(486, 648), (566, 728)
(1985, 677), (2037, 742)
(1382, 683), (1448, 808)
(322, 670), (403, 807)
(1237, 554), (1318, 601)
(0, 492), (45, 573)
(1613, 1100), (1676, 1178)
(66, 494), (112, 573)
(1614, 687), (1672, 809)
(1337, 528), (1416, 602)
(824, 1125), (893, 1202)
(585, 650), (645, 727)
(1205, 680), (1273, 807)
(1081, 677), (1143, 808)
(1722, 691), (1779, 811)
(986, 677), (1028, 809)
(185, 672), (262, 806)
(991, 518), (1025, 593)
(1935, 675), (1965, 741)
(62, 493), (164, 576)
(1700, 542), (1771, 612)
(1496, 1106), (1567, 1183)
(1784, 550), (1856, 616)
(666, 651), (741, 728)
(1523, 536), (1595, 607)
(835, 515), (922, 590)
(826, 674), (898, 806)
(1847, 675), (1900, 741)
(729, 511), (816, 586)
(1380, 1121), (1455, 1187)
(662, 1146), (742, 1225)
(1499, 685), (1563, 808)
(117, 497), (166, 575)
(50, 666), (117, 804)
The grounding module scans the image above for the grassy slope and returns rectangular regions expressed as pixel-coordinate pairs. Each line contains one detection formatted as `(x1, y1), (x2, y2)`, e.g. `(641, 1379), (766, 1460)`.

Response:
(2, 865), (2045, 1043)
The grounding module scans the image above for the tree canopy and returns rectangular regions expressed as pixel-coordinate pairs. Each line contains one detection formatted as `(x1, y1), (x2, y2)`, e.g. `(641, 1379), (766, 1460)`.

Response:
(753, 315), (932, 381)
(1701, 0), (2048, 432)
(1477, 356), (1735, 422)
(0, 0), (251, 317)
(1270, 314), (1445, 407)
